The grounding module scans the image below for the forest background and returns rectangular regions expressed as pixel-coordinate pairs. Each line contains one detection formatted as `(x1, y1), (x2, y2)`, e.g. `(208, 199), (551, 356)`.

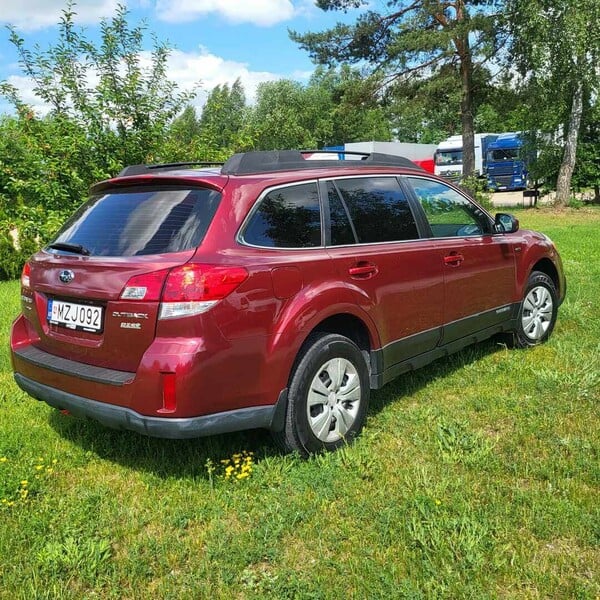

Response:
(0, 0), (598, 280)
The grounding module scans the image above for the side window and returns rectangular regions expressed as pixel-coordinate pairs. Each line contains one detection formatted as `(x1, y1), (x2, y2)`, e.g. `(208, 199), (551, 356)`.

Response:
(243, 183), (321, 248)
(408, 177), (491, 238)
(334, 177), (419, 244)
(327, 182), (356, 246)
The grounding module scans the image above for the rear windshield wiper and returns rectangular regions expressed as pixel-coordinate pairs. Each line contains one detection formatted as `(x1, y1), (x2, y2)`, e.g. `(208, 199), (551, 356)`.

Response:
(47, 242), (91, 256)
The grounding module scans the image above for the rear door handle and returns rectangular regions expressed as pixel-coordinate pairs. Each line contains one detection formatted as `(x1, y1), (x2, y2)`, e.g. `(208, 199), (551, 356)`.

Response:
(443, 253), (464, 267)
(349, 262), (379, 279)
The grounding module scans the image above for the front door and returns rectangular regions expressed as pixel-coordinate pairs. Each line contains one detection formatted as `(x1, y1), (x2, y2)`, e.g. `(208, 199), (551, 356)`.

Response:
(406, 176), (517, 343)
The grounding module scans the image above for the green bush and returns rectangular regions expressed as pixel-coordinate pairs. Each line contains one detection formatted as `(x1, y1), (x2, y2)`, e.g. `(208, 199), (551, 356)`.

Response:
(0, 230), (39, 281)
(0, 205), (64, 281)
(459, 176), (494, 212)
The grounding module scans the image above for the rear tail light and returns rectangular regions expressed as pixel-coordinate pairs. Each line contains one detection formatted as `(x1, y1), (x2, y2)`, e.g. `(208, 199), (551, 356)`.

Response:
(120, 264), (248, 319)
(21, 263), (31, 288)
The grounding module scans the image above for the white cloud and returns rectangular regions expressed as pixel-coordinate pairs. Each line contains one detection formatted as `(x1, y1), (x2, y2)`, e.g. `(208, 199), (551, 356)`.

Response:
(0, 0), (120, 31)
(155, 0), (296, 27)
(159, 48), (282, 106)
(1, 48), (283, 116)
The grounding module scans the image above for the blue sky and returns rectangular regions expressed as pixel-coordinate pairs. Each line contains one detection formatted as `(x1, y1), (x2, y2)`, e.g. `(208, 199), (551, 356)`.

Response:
(0, 0), (368, 115)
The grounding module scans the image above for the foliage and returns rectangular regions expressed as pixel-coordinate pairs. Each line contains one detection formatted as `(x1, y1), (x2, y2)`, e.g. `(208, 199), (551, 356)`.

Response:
(459, 175), (493, 212)
(242, 79), (333, 150)
(0, 209), (599, 597)
(572, 97), (600, 199)
(291, 0), (505, 175)
(198, 79), (248, 157)
(505, 0), (600, 204)
(0, 4), (195, 279)
(3, 4), (194, 170)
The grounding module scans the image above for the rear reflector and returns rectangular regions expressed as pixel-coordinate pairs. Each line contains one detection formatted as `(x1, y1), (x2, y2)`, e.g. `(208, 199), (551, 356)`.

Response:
(158, 372), (177, 413)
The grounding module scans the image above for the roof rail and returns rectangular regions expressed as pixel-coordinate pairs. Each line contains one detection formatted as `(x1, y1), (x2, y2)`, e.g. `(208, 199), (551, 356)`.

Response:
(221, 150), (423, 176)
(118, 161), (224, 177)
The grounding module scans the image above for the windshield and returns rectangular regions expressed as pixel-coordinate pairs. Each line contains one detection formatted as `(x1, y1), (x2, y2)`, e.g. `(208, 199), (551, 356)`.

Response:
(49, 186), (221, 257)
(435, 150), (463, 166)
(487, 148), (521, 162)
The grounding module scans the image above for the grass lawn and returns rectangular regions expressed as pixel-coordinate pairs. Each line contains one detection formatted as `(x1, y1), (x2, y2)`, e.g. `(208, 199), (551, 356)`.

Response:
(0, 207), (598, 599)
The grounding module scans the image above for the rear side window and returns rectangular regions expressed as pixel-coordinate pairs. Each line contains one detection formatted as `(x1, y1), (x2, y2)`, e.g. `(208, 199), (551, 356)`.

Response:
(50, 187), (221, 257)
(333, 177), (419, 244)
(327, 182), (356, 246)
(242, 183), (321, 248)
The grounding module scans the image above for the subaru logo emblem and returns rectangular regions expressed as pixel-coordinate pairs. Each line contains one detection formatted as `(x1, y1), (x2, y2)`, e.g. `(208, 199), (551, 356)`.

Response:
(59, 270), (75, 284)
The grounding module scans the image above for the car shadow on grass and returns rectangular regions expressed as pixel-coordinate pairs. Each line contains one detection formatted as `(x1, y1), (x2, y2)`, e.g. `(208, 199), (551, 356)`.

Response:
(47, 336), (508, 480)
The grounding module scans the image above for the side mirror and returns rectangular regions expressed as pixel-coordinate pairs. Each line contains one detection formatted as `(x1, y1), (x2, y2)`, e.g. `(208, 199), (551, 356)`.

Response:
(494, 213), (519, 233)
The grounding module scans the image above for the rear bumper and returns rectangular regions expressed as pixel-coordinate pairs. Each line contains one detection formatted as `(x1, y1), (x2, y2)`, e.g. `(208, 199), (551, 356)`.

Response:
(14, 373), (276, 440)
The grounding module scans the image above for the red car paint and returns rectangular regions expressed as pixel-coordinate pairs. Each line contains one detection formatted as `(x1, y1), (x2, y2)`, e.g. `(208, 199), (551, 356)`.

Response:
(10, 152), (566, 442)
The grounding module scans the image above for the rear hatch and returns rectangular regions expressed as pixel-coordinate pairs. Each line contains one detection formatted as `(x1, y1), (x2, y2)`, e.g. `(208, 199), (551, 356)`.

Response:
(23, 181), (222, 372)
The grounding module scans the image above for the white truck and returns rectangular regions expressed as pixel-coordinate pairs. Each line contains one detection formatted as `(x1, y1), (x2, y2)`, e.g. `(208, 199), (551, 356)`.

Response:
(434, 133), (499, 181)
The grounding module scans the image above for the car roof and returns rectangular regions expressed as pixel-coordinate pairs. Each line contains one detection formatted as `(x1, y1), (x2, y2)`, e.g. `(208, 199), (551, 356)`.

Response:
(93, 150), (429, 193)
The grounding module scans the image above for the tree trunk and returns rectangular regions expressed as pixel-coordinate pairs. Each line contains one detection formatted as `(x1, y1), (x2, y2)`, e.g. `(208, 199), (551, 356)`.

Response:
(455, 2), (475, 177)
(556, 80), (584, 206)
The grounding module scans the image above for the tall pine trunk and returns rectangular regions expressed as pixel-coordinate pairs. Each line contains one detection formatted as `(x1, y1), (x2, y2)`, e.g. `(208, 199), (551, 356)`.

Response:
(455, 1), (475, 177)
(556, 80), (584, 206)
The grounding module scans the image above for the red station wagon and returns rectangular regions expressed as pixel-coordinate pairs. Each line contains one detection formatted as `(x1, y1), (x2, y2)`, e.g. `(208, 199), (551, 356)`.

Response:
(10, 150), (566, 455)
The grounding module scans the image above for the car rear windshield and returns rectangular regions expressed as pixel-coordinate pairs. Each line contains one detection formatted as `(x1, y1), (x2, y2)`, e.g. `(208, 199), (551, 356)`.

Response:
(48, 186), (222, 257)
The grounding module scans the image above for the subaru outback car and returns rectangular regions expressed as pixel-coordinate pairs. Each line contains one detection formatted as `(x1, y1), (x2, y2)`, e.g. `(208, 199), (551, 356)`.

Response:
(10, 150), (566, 455)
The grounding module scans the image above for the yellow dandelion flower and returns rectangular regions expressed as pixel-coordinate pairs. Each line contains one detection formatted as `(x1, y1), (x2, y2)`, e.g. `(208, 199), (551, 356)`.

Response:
(35, 465), (43, 471)
(20, 480), (28, 487)
(0, 457), (7, 463)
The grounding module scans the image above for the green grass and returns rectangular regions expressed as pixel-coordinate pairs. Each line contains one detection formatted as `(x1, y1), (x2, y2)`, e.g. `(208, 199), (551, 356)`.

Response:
(1, 207), (599, 599)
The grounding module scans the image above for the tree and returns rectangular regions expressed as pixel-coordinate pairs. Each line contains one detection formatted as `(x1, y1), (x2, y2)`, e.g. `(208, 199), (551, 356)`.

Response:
(0, 4), (195, 279)
(1, 4), (195, 175)
(308, 66), (391, 145)
(243, 79), (333, 150)
(573, 96), (600, 202)
(198, 79), (248, 158)
(506, 0), (600, 204)
(291, 0), (504, 175)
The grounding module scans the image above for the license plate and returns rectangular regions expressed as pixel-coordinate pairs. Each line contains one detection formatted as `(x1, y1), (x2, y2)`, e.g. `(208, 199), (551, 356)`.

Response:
(47, 299), (104, 333)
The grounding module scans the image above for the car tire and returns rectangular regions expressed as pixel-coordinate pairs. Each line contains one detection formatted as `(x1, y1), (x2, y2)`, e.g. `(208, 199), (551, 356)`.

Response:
(273, 333), (370, 456)
(512, 271), (558, 348)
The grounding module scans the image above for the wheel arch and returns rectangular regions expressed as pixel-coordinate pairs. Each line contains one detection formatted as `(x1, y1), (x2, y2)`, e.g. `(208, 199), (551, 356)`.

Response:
(288, 312), (376, 385)
(530, 257), (560, 294)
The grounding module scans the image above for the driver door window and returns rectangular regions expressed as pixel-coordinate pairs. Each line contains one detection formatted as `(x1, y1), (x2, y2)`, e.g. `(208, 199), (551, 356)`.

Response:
(408, 178), (490, 238)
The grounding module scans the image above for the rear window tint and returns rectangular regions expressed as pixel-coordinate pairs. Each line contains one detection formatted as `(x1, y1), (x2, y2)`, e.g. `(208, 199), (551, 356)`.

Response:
(334, 177), (419, 244)
(242, 183), (321, 248)
(49, 187), (221, 257)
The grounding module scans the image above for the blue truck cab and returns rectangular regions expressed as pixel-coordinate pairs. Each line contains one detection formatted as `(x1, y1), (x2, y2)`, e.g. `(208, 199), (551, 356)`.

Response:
(486, 132), (530, 191)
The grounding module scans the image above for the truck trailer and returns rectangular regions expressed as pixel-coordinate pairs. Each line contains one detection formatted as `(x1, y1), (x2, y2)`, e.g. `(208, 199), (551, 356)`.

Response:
(344, 141), (437, 173)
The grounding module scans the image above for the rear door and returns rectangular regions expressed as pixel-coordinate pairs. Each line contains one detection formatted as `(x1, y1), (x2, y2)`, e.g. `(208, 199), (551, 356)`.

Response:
(25, 184), (222, 371)
(323, 176), (444, 369)
(405, 176), (517, 343)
